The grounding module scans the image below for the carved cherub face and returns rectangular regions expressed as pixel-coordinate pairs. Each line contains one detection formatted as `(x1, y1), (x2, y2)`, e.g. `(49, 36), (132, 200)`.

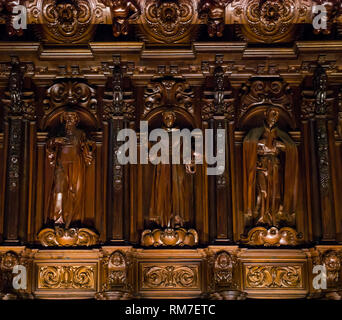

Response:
(162, 110), (176, 128)
(265, 108), (279, 128)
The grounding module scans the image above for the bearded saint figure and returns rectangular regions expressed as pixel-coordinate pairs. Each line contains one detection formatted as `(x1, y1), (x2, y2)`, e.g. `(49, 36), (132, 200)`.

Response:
(243, 107), (298, 227)
(46, 111), (96, 228)
(148, 110), (196, 228)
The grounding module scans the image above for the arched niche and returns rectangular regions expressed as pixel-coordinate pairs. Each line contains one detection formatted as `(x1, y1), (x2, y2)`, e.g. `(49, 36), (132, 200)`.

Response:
(238, 103), (296, 132)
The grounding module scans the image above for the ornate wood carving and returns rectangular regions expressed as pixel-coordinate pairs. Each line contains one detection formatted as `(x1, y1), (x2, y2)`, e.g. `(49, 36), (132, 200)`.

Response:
(144, 77), (194, 116)
(239, 77), (293, 122)
(313, 0), (342, 35)
(139, 0), (198, 44)
(245, 265), (303, 288)
(28, 0), (106, 44)
(241, 226), (303, 246)
(97, 250), (132, 299)
(232, 0), (310, 43)
(141, 227), (199, 247)
(199, 0), (229, 37)
(142, 265), (198, 289)
(38, 265), (95, 289)
(101, 0), (140, 37)
(0, 0), (24, 36)
(43, 80), (97, 116)
(314, 65), (331, 196)
(202, 65), (234, 121)
(38, 227), (99, 247)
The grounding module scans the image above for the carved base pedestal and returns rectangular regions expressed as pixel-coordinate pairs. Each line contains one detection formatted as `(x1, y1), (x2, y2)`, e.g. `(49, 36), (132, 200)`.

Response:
(38, 227), (99, 247)
(210, 290), (247, 300)
(0, 245), (341, 299)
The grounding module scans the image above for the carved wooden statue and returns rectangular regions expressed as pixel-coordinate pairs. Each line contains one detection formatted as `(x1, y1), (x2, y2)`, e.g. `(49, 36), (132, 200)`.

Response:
(148, 110), (195, 228)
(46, 111), (96, 228)
(199, 0), (229, 37)
(102, 0), (139, 37)
(243, 107), (298, 227)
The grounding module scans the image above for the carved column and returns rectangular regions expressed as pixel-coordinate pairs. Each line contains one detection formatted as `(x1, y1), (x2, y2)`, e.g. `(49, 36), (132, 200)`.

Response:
(313, 65), (336, 241)
(202, 63), (234, 243)
(103, 56), (135, 242)
(2, 57), (35, 244)
(302, 64), (337, 242)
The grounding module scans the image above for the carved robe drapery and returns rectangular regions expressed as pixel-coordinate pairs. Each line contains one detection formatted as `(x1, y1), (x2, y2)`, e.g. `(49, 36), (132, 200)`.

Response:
(243, 125), (298, 226)
(45, 112), (96, 228)
(148, 131), (194, 228)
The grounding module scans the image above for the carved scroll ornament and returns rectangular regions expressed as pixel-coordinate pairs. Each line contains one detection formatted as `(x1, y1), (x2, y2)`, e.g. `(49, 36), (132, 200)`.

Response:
(38, 265), (95, 289)
(43, 81), (97, 115)
(38, 227), (99, 247)
(143, 78), (194, 116)
(143, 265), (198, 288)
(141, 227), (199, 247)
(245, 265), (303, 288)
(241, 226), (303, 246)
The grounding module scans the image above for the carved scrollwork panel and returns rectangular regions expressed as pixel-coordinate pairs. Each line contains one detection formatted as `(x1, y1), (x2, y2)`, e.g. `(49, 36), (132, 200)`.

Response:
(43, 80), (97, 116)
(245, 265), (303, 289)
(142, 264), (199, 289)
(27, 0), (107, 43)
(38, 265), (96, 289)
(139, 0), (198, 44)
(143, 78), (194, 116)
(231, 0), (311, 43)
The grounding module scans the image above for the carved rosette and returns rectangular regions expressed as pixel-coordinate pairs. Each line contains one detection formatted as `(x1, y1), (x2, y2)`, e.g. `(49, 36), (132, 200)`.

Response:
(28, 0), (106, 44)
(143, 265), (198, 288)
(245, 265), (303, 288)
(43, 80), (97, 116)
(232, 0), (310, 43)
(141, 227), (199, 247)
(38, 265), (95, 289)
(139, 0), (198, 44)
(241, 226), (303, 247)
(38, 227), (99, 247)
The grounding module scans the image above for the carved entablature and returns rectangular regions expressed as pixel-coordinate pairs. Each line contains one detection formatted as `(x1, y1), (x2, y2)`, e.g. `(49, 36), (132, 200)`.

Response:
(143, 77), (195, 117)
(239, 76), (294, 127)
(230, 0), (311, 43)
(27, 0), (107, 44)
(43, 80), (97, 117)
(138, 0), (198, 44)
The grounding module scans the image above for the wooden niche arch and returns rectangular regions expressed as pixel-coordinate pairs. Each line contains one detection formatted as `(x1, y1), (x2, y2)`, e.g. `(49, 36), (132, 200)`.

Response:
(39, 105), (100, 238)
(137, 105), (204, 243)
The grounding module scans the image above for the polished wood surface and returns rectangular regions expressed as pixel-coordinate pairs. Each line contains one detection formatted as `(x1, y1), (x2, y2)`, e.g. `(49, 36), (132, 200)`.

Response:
(0, 0), (342, 299)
